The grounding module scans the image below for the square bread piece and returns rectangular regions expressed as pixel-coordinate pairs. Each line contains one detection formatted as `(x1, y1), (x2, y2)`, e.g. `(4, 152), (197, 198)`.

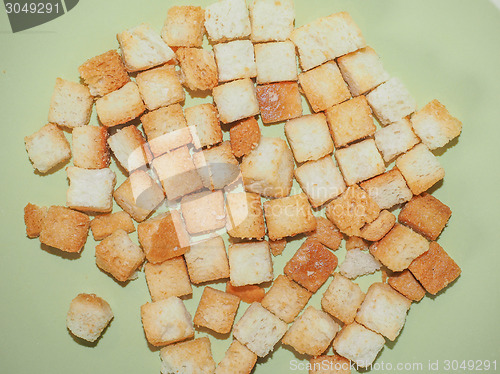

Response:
(398, 193), (452, 241)
(356, 282), (411, 341)
(346, 236), (369, 251)
(226, 283), (265, 303)
(141, 297), (194, 347)
(325, 96), (376, 148)
(194, 287), (240, 334)
(193, 141), (240, 190)
(294, 156), (347, 208)
(409, 241), (461, 295)
(66, 293), (113, 342)
(95, 229), (145, 282)
(117, 23), (175, 72)
(78, 50), (130, 97)
(204, 0), (251, 42)
(229, 117), (261, 157)
(299, 61), (351, 113)
(176, 47), (218, 91)
(160, 337), (215, 374)
(285, 113), (334, 163)
(24, 203), (47, 238)
(72, 126), (110, 169)
(90, 211), (135, 241)
(136, 65), (185, 111)
(360, 209), (396, 242)
(284, 238), (338, 293)
(213, 78), (260, 124)
(282, 306), (339, 356)
(48, 78), (93, 128)
(309, 355), (351, 374)
(249, 0), (295, 42)
(256, 82), (302, 124)
(185, 103), (222, 149)
(339, 248), (381, 279)
(215, 339), (257, 374)
(107, 125), (148, 172)
(261, 274), (312, 323)
(395, 143), (445, 195)
(226, 192), (266, 240)
(96, 82), (146, 127)
(264, 193), (316, 241)
(307, 217), (343, 250)
(161, 5), (205, 47)
(321, 273), (365, 325)
(228, 241), (273, 287)
(335, 139), (385, 186)
(254, 41), (298, 84)
(374, 120), (419, 163)
(333, 322), (385, 368)
(360, 168), (413, 210)
(388, 269), (426, 302)
(181, 190), (226, 235)
(184, 236), (230, 284)
(24, 123), (71, 173)
(66, 166), (116, 213)
(233, 302), (288, 357)
(39, 206), (90, 253)
(214, 40), (257, 83)
(337, 46), (390, 96)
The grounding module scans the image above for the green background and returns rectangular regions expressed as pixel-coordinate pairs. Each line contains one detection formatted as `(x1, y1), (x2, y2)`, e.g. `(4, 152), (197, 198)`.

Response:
(1, 0), (499, 373)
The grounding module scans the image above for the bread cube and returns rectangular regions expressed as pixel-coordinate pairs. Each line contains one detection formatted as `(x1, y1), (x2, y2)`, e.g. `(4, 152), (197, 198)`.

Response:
(24, 123), (71, 173)
(215, 340), (257, 374)
(233, 302), (288, 357)
(374, 118), (420, 162)
(213, 79), (260, 124)
(181, 190), (225, 234)
(226, 283), (265, 303)
(141, 297), (194, 347)
(117, 23), (175, 72)
(78, 50), (130, 97)
(322, 273), (365, 324)
(256, 82), (302, 123)
(194, 287), (240, 334)
(160, 337), (215, 374)
(145, 257), (192, 301)
(268, 239), (287, 256)
(107, 125), (148, 172)
(96, 82), (145, 127)
(360, 210), (396, 242)
(72, 126), (110, 169)
(359, 168), (413, 210)
(90, 212), (135, 241)
(409, 241), (461, 295)
(136, 65), (184, 111)
(184, 236), (230, 284)
(309, 355), (351, 374)
(204, 0), (251, 42)
(193, 141), (240, 190)
(261, 274), (312, 323)
(228, 241), (273, 286)
(388, 269), (426, 302)
(185, 103), (222, 149)
(346, 236), (368, 251)
(226, 192), (265, 240)
(176, 47), (218, 91)
(24, 203), (47, 239)
(214, 40), (257, 82)
(339, 248), (381, 279)
(240, 137), (294, 198)
(39, 206), (90, 253)
(284, 238), (338, 293)
(66, 294), (113, 342)
(254, 41), (297, 84)
(229, 117), (260, 157)
(249, 0), (294, 42)
(48, 78), (93, 128)
(161, 6), (205, 47)
(307, 217), (343, 250)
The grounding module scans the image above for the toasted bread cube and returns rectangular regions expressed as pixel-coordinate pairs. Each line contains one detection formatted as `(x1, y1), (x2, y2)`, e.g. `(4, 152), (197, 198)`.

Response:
(307, 217), (343, 250)
(337, 46), (390, 96)
(388, 270), (426, 302)
(346, 236), (368, 251)
(374, 118), (420, 162)
(256, 82), (302, 124)
(249, 0), (294, 42)
(193, 142), (240, 190)
(24, 123), (71, 173)
(185, 103), (222, 149)
(333, 322), (385, 368)
(254, 41), (297, 84)
(181, 190), (226, 234)
(261, 275), (312, 323)
(204, 0), (251, 42)
(39, 206), (90, 253)
(96, 82), (145, 127)
(78, 50), (130, 96)
(136, 65), (184, 111)
(215, 340), (257, 374)
(264, 193), (316, 240)
(48, 78), (93, 128)
(141, 297), (194, 347)
(213, 79), (260, 124)
(226, 192), (265, 240)
(396, 143), (445, 195)
(409, 242), (461, 295)
(339, 248), (381, 279)
(145, 257), (192, 301)
(309, 355), (351, 374)
(240, 137), (294, 198)
(185, 236), (230, 284)
(90, 211), (135, 241)
(284, 238), (338, 293)
(194, 287), (240, 334)
(214, 40), (257, 83)
(160, 337), (215, 374)
(360, 168), (413, 210)
(72, 126), (110, 169)
(283, 306), (339, 356)
(269, 239), (287, 256)
(233, 302), (288, 357)
(360, 210), (396, 242)
(228, 241), (273, 286)
(176, 47), (218, 91)
(229, 117), (260, 157)
(24, 203), (48, 238)
(66, 167), (116, 213)
(370, 223), (429, 272)
(117, 23), (175, 72)
(161, 6), (205, 47)
(321, 273), (365, 324)
(299, 62), (351, 113)
(107, 125), (148, 172)
(66, 294), (113, 342)
(226, 283), (265, 303)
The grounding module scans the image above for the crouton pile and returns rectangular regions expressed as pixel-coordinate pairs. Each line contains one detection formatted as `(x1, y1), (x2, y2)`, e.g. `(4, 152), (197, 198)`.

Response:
(23, 0), (463, 372)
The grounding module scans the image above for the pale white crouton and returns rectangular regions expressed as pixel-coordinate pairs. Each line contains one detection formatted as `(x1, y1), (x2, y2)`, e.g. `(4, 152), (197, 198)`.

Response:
(72, 126), (109, 169)
(321, 273), (365, 324)
(66, 293), (113, 342)
(212, 78), (260, 124)
(136, 65), (185, 111)
(48, 78), (93, 128)
(214, 40), (257, 82)
(184, 236), (230, 284)
(181, 190), (226, 234)
(339, 248), (381, 279)
(193, 141), (240, 190)
(107, 125), (148, 172)
(360, 168), (413, 210)
(335, 139), (385, 185)
(374, 118), (420, 162)
(228, 241), (273, 286)
(95, 82), (146, 127)
(204, 0), (251, 42)
(215, 340), (257, 374)
(254, 41), (297, 84)
(161, 6), (205, 48)
(249, 0), (295, 42)
(185, 103), (222, 149)
(160, 337), (216, 374)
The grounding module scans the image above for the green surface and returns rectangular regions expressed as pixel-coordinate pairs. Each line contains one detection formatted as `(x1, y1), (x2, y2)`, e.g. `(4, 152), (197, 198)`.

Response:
(1, 1), (499, 373)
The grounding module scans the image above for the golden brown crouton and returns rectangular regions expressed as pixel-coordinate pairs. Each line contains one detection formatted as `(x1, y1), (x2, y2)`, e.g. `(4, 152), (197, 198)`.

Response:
(256, 82), (302, 124)
(194, 287), (240, 334)
(177, 47), (218, 91)
(24, 203), (48, 238)
(360, 210), (396, 242)
(90, 211), (135, 241)
(229, 117), (261, 158)
(225, 282), (265, 304)
(388, 269), (426, 302)
(307, 217), (343, 250)
(268, 239), (287, 256)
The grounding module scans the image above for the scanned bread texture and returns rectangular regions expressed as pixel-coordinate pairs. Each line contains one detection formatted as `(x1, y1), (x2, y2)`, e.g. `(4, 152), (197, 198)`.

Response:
(185, 236), (230, 284)
(307, 217), (343, 250)
(161, 6), (205, 47)
(285, 113), (334, 163)
(193, 141), (240, 190)
(215, 339), (257, 374)
(249, 0), (295, 42)
(117, 23), (175, 72)
(214, 40), (257, 83)
(360, 210), (396, 242)
(240, 137), (294, 198)
(194, 287), (240, 334)
(290, 12), (366, 71)
(374, 118), (420, 162)
(264, 193), (316, 241)
(359, 168), (413, 210)
(228, 241), (273, 287)
(78, 50), (130, 97)
(39, 206), (90, 253)
(141, 297), (194, 347)
(229, 117), (261, 157)
(299, 61), (351, 113)
(339, 248), (381, 279)
(24, 203), (48, 238)
(395, 143), (445, 195)
(398, 193), (452, 241)
(95, 82), (145, 127)
(213, 78), (260, 124)
(233, 302), (288, 357)
(24, 123), (71, 173)
(261, 274), (312, 323)
(226, 282), (265, 303)
(90, 211), (135, 241)
(176, 47), (218, 91)
(337, 46), (390, 96)
(255, 82), (302, 124)
(48, 78), (93, 129)
(160, 337), (216, 374)
(268, 239), (287, 256)
(66, 294), (113, 342)
(254, 41), (298, 84)
(322, 273), (365, 324)
(309, 355), (351, 374)
(388, 269), (426, 302)
(409, 241), (461, 295)
(185, 103), (222, 149)
(225, 191), (266, 240)
(72, 126), (110, 169)
(204, 0), (251, 42)
(180, 190), (226, 235)
(107, 125), (148, 172)
(346, 236), (368, 251)
(136, 65), (185, 111)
